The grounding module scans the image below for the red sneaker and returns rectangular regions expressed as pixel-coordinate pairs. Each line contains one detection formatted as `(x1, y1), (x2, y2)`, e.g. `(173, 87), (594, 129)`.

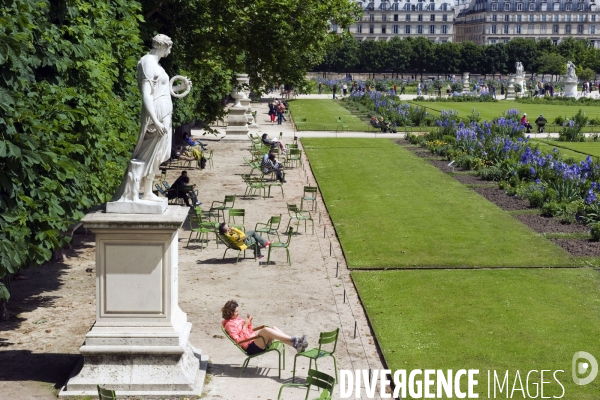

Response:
(264, 240), (275, 248)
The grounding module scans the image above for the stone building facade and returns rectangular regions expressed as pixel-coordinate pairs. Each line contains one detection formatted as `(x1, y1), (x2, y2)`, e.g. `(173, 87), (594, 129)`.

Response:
(454, 0), (600, 45)
(347, 0), (455, 42)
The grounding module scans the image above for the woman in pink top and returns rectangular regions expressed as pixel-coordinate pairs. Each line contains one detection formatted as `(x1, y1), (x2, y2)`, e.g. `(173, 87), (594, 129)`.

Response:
(221, 300), (308, 355)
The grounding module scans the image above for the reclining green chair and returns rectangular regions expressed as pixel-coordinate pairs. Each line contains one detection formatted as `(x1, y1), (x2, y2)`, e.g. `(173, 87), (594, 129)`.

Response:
(97, 385), (116, 400)
(292, 328), (339, 383)
(218, 233), (258, 264)
(277, 369), (335, 400)
(221, 325), (286, 378)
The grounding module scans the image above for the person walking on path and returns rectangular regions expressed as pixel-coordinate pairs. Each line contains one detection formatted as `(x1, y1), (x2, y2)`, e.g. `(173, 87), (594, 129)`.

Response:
(332, 83), (337, 99)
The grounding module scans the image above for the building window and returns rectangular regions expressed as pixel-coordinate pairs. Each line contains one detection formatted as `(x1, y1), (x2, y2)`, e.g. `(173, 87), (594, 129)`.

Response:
(393, 3), (399, 10)
(515, 24), (522, 33)
(491, 24), (498, 33)
(553, 14), (559, 21)
(541, 14), (547, 21)
(430, 14), (435, 21)
(504, 3), (510, 10)
(418, 14), (423, 21)
(394, 14), (399, 21)
(406, 14), (411, 21)
(382, 1), (388, 9)
(553, 2), (560, 10)
(578, 24), (584, 33)
(553, 39), (559, 45)
(442, 24), (448, 33)
(578, 3), (584, 10)
(503, 24), (510, 33)
(492, 3), (498, 9)
(566, 3), (572, 10)
(529, 14), (535, 21)
(578, 14), (584, 21)
(528, 24), (534, 32)
(441, 3), (448, 10)
(369, 14), (375, 21)
(517, 2), (523, 10)
(529, 2), (535, 10)
(382, 25), (387, 33)
(517, 15), (522, 21)
(405, 25), (411, 33)
(382, 13), (387, 21)
(591, 25), (596, 33)
(592, 15), (597, 22)
(490, 39), (497, 43)
(541, 24), (547, 33)
(417, 24), (423, 33)
(443, 14), (448, 21)
(504, 14), (510, 21)
(492, 14), (498, 21)
(370, 24), (375, 33)
(393, 24), (399, 33)
(553, 24), (559, 33)
(566, 14), (572, 21)
(429, 25), (435, 33)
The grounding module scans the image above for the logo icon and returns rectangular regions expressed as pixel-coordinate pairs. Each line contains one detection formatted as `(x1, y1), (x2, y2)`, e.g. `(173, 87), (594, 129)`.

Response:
(572, 351), (598, 386)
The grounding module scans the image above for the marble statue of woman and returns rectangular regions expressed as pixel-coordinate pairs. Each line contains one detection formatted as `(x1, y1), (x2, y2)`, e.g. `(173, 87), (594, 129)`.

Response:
(112, 34), (191, 204)
(515, 62), (524, 77)
(566, 61), (577, 80)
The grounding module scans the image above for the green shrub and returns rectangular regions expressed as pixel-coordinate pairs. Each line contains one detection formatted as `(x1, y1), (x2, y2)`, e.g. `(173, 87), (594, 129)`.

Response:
(554, 115), (565, 125)
(480, 166), (504, 181)
(541, 201), (561, 217)
(528, 190), (545, 208)
(442, 135), (457, 145)
(591, 223), (600, 241)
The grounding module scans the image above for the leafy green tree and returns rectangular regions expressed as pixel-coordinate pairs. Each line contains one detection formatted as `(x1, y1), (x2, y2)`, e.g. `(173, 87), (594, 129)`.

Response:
(535, 53), (566, 80)
(318, 34), (360, 72)
(409, 37), (435, 77)
(0, 0), (144, 304)
(359, 39), (388, 74)
(483, 43), (509, 76)
(557, 37), (593, 67)
(578, 67), (596, 82)
(385, 37), (413, 76)
(506, 38), (539, 73)
(435, 42), (461, 74)
(459, 41), (483, 73)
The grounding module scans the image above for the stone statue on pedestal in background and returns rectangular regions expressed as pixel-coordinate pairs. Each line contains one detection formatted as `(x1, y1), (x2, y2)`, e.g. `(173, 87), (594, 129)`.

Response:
(566, 61), (577, 80)
(112, 34), (192, 204)
(515, 62), (524, 77)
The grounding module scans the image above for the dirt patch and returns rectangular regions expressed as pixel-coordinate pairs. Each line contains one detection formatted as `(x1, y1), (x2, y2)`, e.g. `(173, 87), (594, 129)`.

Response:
(451, 174), (490, 185)
(472, 187), (531, 211)
(514, 214), (589, 234)
(550, 238), (600, 257)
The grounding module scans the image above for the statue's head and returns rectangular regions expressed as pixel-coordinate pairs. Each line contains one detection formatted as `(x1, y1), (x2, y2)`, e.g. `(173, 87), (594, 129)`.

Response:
(151, 34), (172, 51)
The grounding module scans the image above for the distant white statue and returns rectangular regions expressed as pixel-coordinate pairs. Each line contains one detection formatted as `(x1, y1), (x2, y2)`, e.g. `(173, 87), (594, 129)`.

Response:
(515, 62), (524, 77)
(112, 34), (192, 203)
(566, 61), (577, 80)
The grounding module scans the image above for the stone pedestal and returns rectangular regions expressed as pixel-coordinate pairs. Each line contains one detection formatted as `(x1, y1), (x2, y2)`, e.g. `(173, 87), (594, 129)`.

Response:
(60, 207), (207, 397)
(462, 72), (470, 93)
(506, 76), (516, 100)
(514, 76), (525, 97)
(226, 99), (250, 136)
(564, 79), (578, 98)
(236, 73), (259, 129)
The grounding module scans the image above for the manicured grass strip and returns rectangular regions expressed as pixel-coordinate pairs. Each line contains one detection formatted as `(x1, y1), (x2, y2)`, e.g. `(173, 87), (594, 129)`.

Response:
(287, 99), (370, 131)
(530, 140), (589, 162)
(411, 101), (600, 128)
(542, 140), (600, 158)
(303, 138), (572, 268)
(352, 268), (600, 399)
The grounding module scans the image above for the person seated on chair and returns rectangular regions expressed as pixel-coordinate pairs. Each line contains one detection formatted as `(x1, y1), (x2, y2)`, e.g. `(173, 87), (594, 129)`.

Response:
(520, 113), (533, 133)
(261, 133), (286, 153)
(221, 299), (308, 354)
(261, 151), (286, 183)
(535, 114), (547, 133)
(185, 134), (207, 150)
(218, 223), (273, 259)
(370, 116), (381, 130)
(167, 171), (199, 206)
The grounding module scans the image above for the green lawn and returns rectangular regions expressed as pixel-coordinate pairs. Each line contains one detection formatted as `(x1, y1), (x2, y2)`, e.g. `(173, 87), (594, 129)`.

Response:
(352, 268), (600, 399)
(411, 101), (600, 127)
(287, 99), (370, 131)
(541, 140), (600, 158)
(303, 138), (573, 268)
(530, 140), (590, 162)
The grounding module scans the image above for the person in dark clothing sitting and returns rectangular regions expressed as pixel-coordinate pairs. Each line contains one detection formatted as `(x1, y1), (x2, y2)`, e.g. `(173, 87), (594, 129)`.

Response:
(167, 171), (199, 206)
(535, 114), (547, 133)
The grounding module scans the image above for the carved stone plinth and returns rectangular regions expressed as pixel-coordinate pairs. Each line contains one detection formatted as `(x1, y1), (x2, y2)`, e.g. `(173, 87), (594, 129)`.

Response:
(59, 207), (207, 397)
(564, 80), (578, 98)
(462, 72), (470, 93)
(226, 101), (250, 135)
(506, 76), (516, 100)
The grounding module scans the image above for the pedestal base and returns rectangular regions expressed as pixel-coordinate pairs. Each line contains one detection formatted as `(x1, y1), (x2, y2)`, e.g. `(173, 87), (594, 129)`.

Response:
(506, 86), (516, 100)
(564, 81), (578, 98)
(60, 323), (207, 397)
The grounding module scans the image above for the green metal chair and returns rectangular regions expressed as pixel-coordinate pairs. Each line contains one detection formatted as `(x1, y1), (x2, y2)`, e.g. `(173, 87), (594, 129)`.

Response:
(218, 233), (257, 264)
(228, 208), (246, 231)
(263, 171), (285, 198)
(204, 149), (214, 169)
(255, 215), (282, 241)
(186, 207), (219, 249)
(292, 328), (339, 383)
(242, 174), (266, 198)
(210, 195), (236, 221)
(221, 325), (286, 378)
(286, 204), (314, 234)
(97, 385), (116, 400)
(243, 156), (261, 175)
(285, 149), (302, 168)
(277, 369), (335, 400)
(267, 227), (293, 265)
(301, 186), (318, 212)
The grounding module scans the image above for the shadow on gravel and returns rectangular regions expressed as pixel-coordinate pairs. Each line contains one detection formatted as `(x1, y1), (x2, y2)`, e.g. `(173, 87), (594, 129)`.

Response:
(0, 350), (79, 388)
